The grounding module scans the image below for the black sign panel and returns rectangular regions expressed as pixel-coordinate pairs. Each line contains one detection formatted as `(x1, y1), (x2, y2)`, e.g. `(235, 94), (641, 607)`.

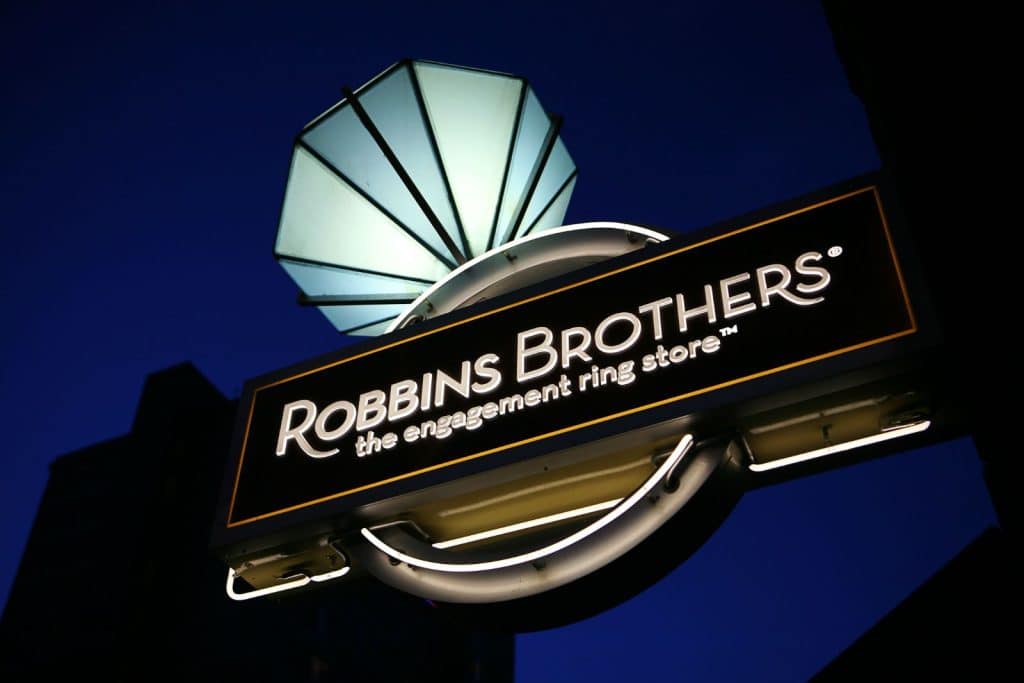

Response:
(226, 187), (914, 527)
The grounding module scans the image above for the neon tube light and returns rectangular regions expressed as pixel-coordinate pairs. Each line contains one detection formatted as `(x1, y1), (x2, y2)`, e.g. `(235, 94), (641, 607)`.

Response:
(748, 420), (931, 472)
(226, 568), (309, 601)
(432, 499), (622, 549)
(225, 565), (350, 601)
(311, 566), (352, 582)
(360, 433), (693, 573)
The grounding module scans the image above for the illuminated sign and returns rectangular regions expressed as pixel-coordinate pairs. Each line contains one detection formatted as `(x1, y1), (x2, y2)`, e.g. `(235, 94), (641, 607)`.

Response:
(225, 186), (914, 529)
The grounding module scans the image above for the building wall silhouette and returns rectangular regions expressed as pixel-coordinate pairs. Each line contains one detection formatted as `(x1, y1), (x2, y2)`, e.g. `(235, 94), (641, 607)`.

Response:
(0, 364), (512, 682)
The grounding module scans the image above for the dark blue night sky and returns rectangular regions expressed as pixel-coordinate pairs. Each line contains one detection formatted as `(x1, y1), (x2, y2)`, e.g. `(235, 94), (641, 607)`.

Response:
(1, 2), (995, 680)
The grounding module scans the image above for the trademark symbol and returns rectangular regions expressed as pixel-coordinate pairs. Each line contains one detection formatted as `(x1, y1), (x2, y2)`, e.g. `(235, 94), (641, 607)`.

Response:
(719, 325), (738, 337)
(827, 246), (843, 258)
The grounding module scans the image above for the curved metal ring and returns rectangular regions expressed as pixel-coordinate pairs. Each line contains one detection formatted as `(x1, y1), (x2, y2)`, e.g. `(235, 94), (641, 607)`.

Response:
(352, 432), (723, 603)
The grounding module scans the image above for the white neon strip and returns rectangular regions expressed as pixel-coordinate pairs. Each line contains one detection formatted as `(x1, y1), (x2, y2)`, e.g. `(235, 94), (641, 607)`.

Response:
(311, 566), (352, 583)
(225, 567), (310, 601)
(360, 433), (692, 573)
(385, 222), (669, 333)
(748, 420), (931, 472)
(432, 498), (622, 550)
(225, 565), (350, 600)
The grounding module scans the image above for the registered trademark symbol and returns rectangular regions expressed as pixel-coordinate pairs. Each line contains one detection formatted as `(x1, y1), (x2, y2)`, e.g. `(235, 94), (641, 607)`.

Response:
(827, 246), (843, 258)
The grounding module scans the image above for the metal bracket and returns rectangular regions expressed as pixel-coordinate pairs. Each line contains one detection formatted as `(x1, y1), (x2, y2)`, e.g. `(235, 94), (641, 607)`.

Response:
(225, 542), (352, 601)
